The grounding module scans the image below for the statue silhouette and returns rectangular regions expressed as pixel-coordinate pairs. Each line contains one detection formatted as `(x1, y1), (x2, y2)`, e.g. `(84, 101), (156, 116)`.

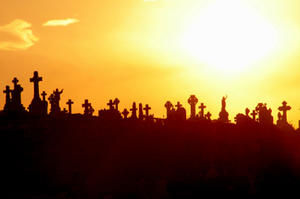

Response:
(255, 103), (273, 125)
(1, 70), (300, 199)
(219, 96), (229, 122)
(48, 89), (63, 115)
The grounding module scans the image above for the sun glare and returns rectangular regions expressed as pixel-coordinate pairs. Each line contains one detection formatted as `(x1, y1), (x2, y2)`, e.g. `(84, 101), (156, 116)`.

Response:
(181, 0), (278, 75)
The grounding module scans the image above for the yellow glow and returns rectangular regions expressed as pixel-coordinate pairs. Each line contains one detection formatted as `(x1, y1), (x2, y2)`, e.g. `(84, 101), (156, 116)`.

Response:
(181, 0), (279, 76)
(0, 0), (299, 126)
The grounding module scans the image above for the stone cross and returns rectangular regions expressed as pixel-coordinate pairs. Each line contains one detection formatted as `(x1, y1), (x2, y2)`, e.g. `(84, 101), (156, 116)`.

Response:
(67, 99), (74, 114)
(12, 77), (19, 87)
(251, 110), (257, 121)
(130, 102), (137, 119)
(199, 103), (206, 118)
(3, 86), (11, 97)
(41, 91), (47, 102)
(278, 101), (291, 123)
(107, 99), (114, 110)
(188, 95), (198, 119)
(39, 91), (48, 115)
(144, 104), (151, 117)
(122, 108), (129, 119)
(82, 99), (91, 116)
(114, 98), (120, 111)
(11, 78), (23, 108)
(175, 102), (182, 110)
(30, 71), (42, 100)
(3, 86), (12, 110)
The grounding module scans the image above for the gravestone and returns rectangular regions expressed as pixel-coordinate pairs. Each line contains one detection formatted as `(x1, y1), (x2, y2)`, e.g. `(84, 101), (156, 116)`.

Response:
(41, 91), (48, 115)
(144, 104), (151, 118)
(82, 99), (92, 116)
(188, 95), (198, 119)
(164, 101), (173, 119)
(251, 110), (257, 121)
(199, 103), (206, 119)
(67, 99), (74, 115)
(28, 71), (43, 115)
(3, 86), (12, 111)
(11, 77), (25, 112)
(107, 99), (114, 110)
(278, 101), (291, 123)
(114, 98), (120, 111)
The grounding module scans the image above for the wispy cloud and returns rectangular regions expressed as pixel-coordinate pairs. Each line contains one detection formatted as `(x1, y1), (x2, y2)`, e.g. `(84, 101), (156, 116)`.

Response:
(43, 18), (79, 27)
(0, 19), (38, 51)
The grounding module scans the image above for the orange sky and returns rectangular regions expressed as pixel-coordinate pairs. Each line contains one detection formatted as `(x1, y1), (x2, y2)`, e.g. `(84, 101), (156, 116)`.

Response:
(0, 0), (299, 126)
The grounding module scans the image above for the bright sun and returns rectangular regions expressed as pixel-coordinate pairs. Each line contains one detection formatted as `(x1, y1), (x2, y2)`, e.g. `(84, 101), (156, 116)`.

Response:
(181, 0), (278, 75)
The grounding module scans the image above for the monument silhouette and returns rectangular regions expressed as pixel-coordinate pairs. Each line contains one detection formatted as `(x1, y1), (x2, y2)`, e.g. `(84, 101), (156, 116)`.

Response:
(98, 98), (122, 120)
(218, 96), (229, 122)
(3, 78), (26, 113)
(11, 77), (25, 112)
(198, 102), (206, 119)
(28, 71), (44, 115)
(66, 99), (74, 115)
(82, 99), (94, 116)
(144, 104), (151, 119)
(3, 85), (12, 111)
(130, 102), (138, 119)
(188, 95), (198, 119)
(0, 71), (299, 199)
(41, 91), (48, 115)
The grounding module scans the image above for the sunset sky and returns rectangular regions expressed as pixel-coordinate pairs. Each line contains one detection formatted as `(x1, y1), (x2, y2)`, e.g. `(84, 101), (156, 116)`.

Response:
(0, 0), (299, 125)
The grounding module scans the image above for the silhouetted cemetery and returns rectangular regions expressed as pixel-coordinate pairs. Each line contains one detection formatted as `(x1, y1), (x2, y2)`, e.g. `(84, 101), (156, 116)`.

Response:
(1, 71), (300, 198)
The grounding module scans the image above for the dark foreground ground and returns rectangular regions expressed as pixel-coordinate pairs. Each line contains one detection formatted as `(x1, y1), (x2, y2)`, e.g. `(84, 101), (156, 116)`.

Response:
(1, 117), (300, 199)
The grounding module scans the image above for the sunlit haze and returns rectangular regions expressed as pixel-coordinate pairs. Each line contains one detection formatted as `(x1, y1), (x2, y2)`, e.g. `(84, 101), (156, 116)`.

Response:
(0, 0), (299, 125)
